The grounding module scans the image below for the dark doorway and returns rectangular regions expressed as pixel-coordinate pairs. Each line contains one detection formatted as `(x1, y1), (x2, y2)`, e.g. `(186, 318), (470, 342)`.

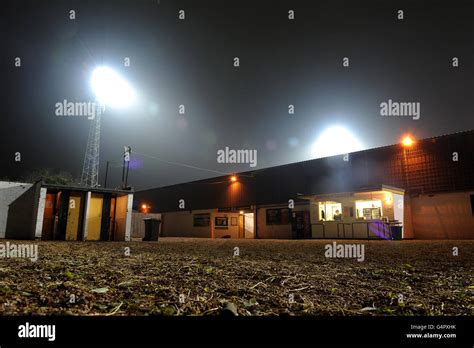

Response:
(292, 211), (311, 239)
(55, 191), (70, 240)
(100, 193), (112, 241)
(41, 193), (56, 240)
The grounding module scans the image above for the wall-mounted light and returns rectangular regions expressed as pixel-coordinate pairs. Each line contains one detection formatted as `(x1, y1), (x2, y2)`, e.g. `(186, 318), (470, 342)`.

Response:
(401, 135), (415, 147)
(230, 175), (237, 182)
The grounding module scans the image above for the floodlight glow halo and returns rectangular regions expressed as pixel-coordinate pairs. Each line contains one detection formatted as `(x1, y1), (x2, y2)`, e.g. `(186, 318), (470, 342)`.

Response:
(90, 66), (136, 108)
(312, 126), (364, 158)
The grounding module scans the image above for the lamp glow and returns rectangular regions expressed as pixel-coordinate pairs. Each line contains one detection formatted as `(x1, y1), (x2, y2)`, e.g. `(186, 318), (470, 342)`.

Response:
(91, 66), (136, 108)
(401, 135), (415, 147)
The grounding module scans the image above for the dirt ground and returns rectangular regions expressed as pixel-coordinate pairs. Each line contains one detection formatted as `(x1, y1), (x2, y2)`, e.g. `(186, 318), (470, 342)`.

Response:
(0, 238), (472, 316)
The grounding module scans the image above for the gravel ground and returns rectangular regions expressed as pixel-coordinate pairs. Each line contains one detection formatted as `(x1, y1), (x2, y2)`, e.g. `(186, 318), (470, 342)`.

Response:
(0, 238), (472, 316)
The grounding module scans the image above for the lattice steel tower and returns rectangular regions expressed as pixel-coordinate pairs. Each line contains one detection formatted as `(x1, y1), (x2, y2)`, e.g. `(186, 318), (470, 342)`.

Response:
(81, 104), (103, 187)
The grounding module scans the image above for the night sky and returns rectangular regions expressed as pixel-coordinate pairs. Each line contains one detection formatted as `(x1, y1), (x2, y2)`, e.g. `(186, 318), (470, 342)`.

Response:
(1, 0), (473, 190)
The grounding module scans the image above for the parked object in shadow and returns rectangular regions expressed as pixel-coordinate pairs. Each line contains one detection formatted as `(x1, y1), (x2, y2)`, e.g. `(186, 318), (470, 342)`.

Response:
(143, 218), (161, 241)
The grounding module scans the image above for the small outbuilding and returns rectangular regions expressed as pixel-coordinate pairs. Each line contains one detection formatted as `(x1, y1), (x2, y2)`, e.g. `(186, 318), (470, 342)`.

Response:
(0, 181), (133, 241)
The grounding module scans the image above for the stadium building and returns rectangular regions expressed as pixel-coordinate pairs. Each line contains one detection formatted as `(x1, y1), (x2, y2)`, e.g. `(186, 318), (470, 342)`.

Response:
(134, 130), (474, 240)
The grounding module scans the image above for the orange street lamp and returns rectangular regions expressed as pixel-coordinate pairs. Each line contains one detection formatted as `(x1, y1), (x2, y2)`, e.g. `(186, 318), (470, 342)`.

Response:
(401, 135), (415, 147)
(400, 134), (415, 192)
(230, 175), (237, 182)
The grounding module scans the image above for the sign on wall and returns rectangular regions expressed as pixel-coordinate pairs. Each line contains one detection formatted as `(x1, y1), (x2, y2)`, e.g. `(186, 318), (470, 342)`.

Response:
(215, 216), (228, 229)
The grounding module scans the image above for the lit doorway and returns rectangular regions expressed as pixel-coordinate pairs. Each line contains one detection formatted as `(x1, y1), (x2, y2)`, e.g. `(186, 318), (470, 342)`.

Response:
(244, 213), (254, 239)
(238, 212), (255, 239)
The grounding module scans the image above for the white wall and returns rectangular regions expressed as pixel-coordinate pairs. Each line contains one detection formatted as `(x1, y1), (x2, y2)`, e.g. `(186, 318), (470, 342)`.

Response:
(132, 212), (162, 239)
(82, 192), (91, 241)
(125, 194), (133, 241)
(257, 207), (292, 239)
(0, 182), (33, 238)
(34, 188), (47, 238)
(161, 210), (246, 238)
(212, 211), (239, 238)
(257, 204), (309, 239)
(162, 210), (213, 237)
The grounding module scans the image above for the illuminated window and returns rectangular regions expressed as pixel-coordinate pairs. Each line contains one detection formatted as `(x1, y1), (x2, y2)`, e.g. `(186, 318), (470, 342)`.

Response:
(355, 200), (383, 220)
(318, 202), (342, 221)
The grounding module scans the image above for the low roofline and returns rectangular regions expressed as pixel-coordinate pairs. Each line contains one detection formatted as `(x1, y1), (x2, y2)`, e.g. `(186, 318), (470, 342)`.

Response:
(42, 183), (134, 194)
(0, 181), (32, 187)
(299, 184), (405, 200)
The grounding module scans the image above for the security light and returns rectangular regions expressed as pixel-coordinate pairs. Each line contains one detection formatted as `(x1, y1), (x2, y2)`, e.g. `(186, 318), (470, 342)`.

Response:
(401, 135), (415, 147)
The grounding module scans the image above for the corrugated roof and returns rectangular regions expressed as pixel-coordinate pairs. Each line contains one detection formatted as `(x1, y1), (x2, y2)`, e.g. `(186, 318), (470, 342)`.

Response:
(135, 130), (474, 213)
(43, 183), (133, 194)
